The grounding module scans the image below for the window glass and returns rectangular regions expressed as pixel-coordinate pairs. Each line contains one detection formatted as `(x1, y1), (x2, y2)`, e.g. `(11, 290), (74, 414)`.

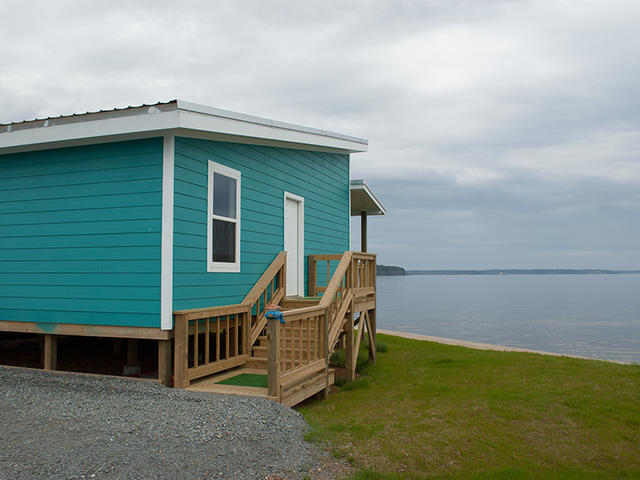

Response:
(212, 219), (236, 263)
(213, 173), (236, 219)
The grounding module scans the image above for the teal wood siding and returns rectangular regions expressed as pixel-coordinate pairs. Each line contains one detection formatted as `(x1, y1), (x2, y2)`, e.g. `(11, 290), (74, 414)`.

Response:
(0, 138), (163, 327)
(174, 137), (350, 310)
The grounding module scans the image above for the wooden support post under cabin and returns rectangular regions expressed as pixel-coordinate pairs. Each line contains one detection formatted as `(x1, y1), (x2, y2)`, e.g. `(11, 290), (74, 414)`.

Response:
(267, 316), (281, 399)
(360, 211), (367, 253)
(158, 339), (172, 386)
(127, 339), (138, 366)
(113, 338), (122, 355)
(43, 334), (57, 371)
(368, 308), (377, 363)
(123, 338), (140, 376)
(174, 315), (188, 388)
(344, 310), (356, 382)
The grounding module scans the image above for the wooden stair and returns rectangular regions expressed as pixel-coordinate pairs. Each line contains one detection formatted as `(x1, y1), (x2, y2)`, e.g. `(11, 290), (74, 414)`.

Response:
(249, 334), (322, 368)
(174, 251), (377, 407)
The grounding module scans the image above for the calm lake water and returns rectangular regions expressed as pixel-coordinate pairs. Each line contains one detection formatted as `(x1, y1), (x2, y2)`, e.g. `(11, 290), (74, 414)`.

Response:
(377, 274), (640, 364)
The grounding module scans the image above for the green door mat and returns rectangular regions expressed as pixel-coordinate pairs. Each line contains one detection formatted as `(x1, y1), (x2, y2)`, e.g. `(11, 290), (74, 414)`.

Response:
(216, 373), (268, 388)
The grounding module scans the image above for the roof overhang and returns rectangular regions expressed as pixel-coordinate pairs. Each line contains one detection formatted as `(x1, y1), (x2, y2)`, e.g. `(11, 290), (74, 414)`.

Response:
(350, 179), (386, 216)
(0, 100), (368, 155)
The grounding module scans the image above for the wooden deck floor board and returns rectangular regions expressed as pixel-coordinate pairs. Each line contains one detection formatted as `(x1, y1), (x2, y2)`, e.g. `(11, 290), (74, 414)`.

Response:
(186, 366), (270, 398)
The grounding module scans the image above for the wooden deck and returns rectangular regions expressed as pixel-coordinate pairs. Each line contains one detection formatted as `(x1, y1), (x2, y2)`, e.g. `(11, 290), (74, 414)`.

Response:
(187, 365), (336, 407)
(173, 250), (376, 407)
(187, 367), (273, 399)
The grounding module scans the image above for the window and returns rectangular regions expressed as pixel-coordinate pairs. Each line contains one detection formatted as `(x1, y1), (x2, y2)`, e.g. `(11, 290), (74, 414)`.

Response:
(207, 161), (241, 272)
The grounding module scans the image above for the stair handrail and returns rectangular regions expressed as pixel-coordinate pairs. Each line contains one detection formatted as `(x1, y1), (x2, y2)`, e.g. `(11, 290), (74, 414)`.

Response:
(318, 251), (353, 308)
(242, 251), (287, 306)
(266, 251), (355, 400)
(242, 251), (287, 346)
(316, 251), (355, 353)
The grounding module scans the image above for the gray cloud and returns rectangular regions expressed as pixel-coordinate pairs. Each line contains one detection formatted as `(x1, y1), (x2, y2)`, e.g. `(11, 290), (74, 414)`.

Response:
(2, 0), (639, 268)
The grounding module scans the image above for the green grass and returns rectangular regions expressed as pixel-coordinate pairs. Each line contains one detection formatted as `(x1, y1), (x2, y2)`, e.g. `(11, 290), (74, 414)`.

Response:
(331, 341), (373, 374)
(215, 373), (267, 388)
(298, 334), (640, 479)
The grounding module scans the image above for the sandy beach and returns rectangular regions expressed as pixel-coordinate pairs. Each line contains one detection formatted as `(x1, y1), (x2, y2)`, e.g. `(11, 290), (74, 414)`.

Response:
(377, 329), (628, 364)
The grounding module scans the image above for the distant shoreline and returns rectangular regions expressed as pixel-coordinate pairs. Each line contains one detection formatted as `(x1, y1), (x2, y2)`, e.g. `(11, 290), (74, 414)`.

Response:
(405, 269), (640, 275)
(377, 329), (630, 365)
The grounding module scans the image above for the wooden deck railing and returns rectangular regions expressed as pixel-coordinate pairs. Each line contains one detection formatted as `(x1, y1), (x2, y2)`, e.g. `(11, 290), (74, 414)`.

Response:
(174, 250), (376, 401)
(173, 304), (249, 388)
(243, 251), (287, 346)
(267, 305), (327, 399)
(319, 252), (355, 350)
(307, 254), (342, 296)
(267, 251), (376, 402)
(173, 252), (286, 388)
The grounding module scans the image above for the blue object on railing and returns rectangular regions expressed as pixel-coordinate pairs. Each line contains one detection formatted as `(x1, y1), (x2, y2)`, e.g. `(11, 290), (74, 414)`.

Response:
(266, 310), (285, 324)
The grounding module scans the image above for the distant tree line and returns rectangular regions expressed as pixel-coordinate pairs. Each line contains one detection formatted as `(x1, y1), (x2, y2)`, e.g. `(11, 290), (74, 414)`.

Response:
(376, 264), (407, 276)
(406, 269), (640, 275)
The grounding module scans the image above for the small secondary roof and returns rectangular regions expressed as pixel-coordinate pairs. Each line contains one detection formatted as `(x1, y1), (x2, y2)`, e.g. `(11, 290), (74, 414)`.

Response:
(0, 100), (368, 154)
(350, 179), (386, 216)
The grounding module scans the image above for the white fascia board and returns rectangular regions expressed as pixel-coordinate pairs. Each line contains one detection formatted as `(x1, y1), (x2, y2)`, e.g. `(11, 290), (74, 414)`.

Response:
(0, 111), (179, 152)
(362, 183), (386, 214)
(176, 100), (368, 146)
(177, 110), (367, 153)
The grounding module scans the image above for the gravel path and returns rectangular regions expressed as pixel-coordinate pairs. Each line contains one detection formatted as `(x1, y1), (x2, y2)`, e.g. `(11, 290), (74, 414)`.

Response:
(0, 366), (326, 480)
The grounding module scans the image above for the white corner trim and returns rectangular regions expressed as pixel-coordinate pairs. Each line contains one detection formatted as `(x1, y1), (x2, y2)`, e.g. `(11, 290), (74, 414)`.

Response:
(284, 191), (305, 296)
(161, 134), (175, 330)
(348, 170), (352, 251)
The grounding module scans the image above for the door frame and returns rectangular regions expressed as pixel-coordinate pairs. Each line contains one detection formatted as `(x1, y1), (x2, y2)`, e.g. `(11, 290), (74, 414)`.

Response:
(283, 191), (305, 296)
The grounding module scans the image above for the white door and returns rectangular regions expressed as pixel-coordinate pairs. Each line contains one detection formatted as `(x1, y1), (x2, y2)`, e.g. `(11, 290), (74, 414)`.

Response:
(284, 193), (304, 296)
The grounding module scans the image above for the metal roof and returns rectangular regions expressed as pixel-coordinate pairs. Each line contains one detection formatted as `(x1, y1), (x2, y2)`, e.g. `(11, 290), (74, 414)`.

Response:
(0, 100), (177, 128)
(0, 100), (368, 154)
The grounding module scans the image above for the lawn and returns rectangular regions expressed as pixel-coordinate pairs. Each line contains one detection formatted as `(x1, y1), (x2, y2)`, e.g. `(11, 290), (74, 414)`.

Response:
(298, 334), (640, 479)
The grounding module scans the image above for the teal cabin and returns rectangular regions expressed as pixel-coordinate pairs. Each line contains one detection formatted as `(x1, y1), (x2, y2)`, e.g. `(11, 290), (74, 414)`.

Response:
(0, 101), (384, 405)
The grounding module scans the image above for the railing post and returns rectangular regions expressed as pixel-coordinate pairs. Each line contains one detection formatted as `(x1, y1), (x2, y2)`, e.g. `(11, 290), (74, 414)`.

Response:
(308, 256), (317, 297)
(350, 255), (356, 290)
(244, 308), (250, 356)
(281, 253), (287, 298)
(267, 317), (281, 399)
(371, 255), (377, 363)
(370, 256), (376, 288)
(323, 307), (330, 398)
(174, 314), (189, 388)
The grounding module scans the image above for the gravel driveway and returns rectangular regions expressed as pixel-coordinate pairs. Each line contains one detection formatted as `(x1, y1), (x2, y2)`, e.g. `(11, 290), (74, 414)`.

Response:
(0, 366), (324, 479)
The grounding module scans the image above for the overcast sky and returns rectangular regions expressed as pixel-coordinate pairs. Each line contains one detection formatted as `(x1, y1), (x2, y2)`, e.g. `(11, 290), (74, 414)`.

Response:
(2, 0), (639, 269)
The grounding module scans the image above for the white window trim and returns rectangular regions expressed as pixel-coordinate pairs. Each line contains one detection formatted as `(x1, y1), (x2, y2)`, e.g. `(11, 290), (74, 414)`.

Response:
(284, 191), (305, 296)
(207, 160), (241, 273)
